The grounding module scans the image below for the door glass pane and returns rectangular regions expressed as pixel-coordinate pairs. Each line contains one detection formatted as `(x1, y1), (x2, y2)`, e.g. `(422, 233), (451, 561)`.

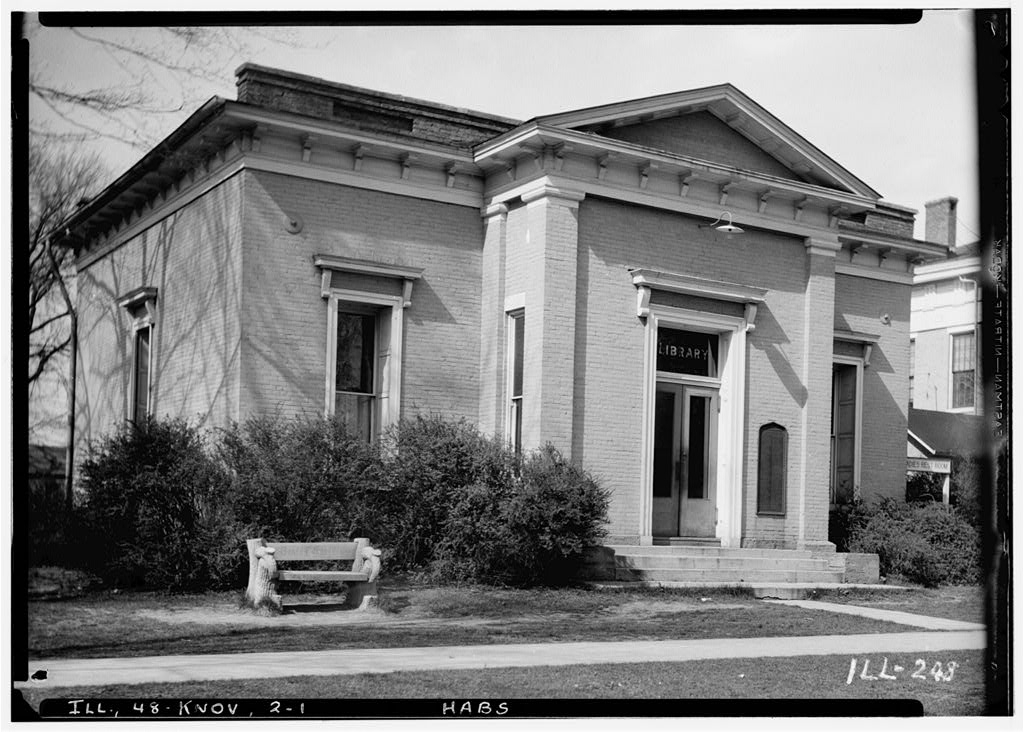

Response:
(653, 390), (675, 498)
(657, 328), (719, 377)
(686, 395), (709, 499)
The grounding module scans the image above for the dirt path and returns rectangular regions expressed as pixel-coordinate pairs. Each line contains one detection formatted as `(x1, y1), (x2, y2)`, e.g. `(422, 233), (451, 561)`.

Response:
(136, 595), (753, 628)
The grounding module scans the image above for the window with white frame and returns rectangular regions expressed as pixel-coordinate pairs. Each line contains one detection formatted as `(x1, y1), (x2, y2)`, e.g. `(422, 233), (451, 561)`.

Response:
(333, 308), (378, 441)
(132, 324), (152, 423)
(507, 310), (525, 453)
(316, 256), (421, 443)
(116, 286), (158, 425)
(951, 331), (976, 409)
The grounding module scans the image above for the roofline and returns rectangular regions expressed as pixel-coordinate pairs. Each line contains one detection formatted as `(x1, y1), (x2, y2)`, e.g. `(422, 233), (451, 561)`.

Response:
(532, 82), (881, 200)
(235, 63), (521, 128)
(57, 96), (229, 242)
(534, 82), (739, 126)
(907, 429), (936, 457)
(913, 255), (982, 283)
(475, 122), (881, 212)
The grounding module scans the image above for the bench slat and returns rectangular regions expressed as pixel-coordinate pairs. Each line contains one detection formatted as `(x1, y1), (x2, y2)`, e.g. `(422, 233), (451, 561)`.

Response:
(268, 542), (358, 561)
(276, 570), (369, 582)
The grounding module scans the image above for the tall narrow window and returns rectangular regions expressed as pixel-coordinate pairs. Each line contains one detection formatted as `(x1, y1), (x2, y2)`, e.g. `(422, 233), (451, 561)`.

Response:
(830, 363), (858, 505)
(757, 423), (787, 515)
(909, 339), (915, 407)
(508, 311), (525, 453)
(335, 311), (377, 441)
(132, 325), (151, 424)
(951, 331), (975, 409)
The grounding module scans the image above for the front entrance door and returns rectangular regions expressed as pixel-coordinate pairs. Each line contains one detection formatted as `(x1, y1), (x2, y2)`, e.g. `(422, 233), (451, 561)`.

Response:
(652, 382), (719, 537)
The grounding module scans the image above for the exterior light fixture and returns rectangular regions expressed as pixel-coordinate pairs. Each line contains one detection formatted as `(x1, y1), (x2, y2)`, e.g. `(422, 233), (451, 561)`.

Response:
(709, 212), (743, 234)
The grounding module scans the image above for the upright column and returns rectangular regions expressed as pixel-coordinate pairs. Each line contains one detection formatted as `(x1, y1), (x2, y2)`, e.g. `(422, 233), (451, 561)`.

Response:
(800, 236), (839, 551)
(520, 185), (585, 455)
(477, 203), (508, 435)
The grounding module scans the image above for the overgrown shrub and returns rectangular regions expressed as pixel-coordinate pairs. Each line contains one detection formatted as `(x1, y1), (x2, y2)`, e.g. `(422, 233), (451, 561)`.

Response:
(502, 445), (609, 585)
(352, 415), (519, 572)
(847, 496), (982, 586)
(70, 413), (610, 591)
(76, 418), (230, 590)
(218, 415), (376, 543)
(433, 444), (608, 586)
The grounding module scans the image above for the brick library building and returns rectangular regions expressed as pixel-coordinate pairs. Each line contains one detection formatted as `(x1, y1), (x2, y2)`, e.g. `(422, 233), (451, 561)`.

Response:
(60, 64), (949, 559)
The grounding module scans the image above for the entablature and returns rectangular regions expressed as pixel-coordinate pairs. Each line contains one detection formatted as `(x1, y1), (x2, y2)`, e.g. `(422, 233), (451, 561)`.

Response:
(475, 125), (881, 238)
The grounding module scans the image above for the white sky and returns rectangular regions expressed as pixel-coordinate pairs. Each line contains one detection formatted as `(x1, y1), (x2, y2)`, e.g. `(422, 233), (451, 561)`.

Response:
(22, 10), (985, 245)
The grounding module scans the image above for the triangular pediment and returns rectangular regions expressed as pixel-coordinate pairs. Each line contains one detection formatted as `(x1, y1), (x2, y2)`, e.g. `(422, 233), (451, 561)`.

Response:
(536, 84), (879, 198)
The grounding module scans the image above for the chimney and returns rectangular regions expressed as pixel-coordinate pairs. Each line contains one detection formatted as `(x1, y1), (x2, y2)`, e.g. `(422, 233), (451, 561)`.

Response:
(924, 196), (958, 249)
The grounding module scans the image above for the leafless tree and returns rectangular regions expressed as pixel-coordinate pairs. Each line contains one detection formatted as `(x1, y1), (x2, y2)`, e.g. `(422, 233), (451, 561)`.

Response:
(28, 143), (104, 508)
(28, 143), (101, 387)
(28, 22), (300, 150)
(26, 21), (303, 490)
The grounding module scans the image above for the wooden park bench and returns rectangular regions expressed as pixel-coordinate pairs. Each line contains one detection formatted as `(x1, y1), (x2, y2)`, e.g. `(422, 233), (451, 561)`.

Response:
(244, 537), (382, 612)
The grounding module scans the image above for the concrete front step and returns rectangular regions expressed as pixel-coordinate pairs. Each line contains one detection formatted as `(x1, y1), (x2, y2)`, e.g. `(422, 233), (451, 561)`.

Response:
(616, 568), (845, 583)
(587, 581), (909, 600)
(607, 545), (816, 559)
(614, 555), (835, 571)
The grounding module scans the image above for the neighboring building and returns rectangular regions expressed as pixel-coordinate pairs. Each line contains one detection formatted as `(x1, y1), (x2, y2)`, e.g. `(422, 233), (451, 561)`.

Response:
(907, 407), (985, 504)
(905, 197), (983, 503)
(58, 64), (948, 551)
(909, 197), (982, 414)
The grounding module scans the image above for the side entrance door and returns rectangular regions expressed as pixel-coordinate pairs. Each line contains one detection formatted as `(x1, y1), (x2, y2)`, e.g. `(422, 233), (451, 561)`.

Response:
(652, 382), (719, 538)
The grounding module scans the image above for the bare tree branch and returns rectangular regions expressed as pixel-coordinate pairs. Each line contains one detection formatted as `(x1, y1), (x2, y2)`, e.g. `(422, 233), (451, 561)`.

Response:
(28, 143), (103, 387)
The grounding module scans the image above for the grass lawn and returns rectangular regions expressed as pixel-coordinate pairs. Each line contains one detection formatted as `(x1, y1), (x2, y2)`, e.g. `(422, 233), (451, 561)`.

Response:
(17, 651), (987, 717)
(807, 586), (985, 624)
(25, 581), (933, 660)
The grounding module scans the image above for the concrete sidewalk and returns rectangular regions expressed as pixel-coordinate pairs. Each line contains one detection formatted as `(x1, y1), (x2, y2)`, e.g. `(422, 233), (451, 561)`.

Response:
(19, 630), (986, 689)
(764, 600), (986, 631)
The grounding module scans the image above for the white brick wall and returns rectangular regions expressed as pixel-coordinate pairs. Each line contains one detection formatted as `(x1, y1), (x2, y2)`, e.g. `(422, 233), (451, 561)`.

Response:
(835, 274), (912, 502)
(74, 176), (245, 464)
(240, 170), (484, 424)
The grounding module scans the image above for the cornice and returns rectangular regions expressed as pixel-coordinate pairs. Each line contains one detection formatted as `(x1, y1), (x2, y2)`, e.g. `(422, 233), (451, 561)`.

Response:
(913, 256), (982, 284)
(476, 124), (878, 215)
(314, 254), (423, 307)
(835, 262), (913, 285)
(486, 172), (839, 241)
(244, 155), (481, 208)
(115, 286), (159, 310)
(223, 102), (480, 167)
(630, 268), (767, 304)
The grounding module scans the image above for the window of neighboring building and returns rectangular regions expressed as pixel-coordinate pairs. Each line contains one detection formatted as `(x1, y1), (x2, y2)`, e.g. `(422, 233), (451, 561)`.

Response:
(132, 324), (152, 424)
(951, 331), (976, 409)
(334, 310), (377, 441)
(507, 310), (525, 453)
(909, 339), (915, 407)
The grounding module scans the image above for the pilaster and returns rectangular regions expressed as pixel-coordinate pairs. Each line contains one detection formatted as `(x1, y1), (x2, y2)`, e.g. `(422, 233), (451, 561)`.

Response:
(520, 187), (584, 454)
(478, 203), (508, 435)
(799, 236), (839, 548)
